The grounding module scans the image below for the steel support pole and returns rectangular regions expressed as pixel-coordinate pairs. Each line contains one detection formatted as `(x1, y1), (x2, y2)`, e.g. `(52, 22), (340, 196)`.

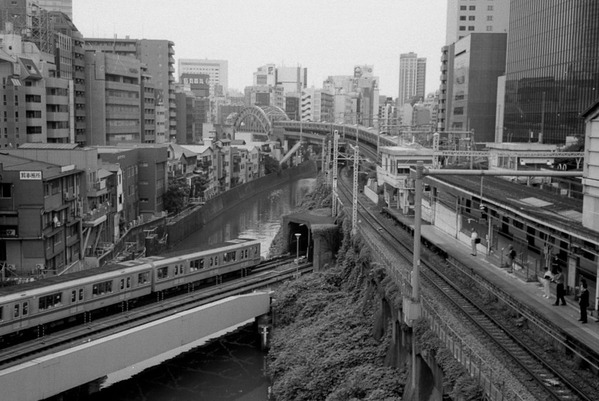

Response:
(332, 130), (339, 216)
(352, 145), (359, 235)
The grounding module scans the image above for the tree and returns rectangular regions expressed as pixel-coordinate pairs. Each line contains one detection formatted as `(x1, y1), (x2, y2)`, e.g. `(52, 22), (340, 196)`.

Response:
(263, 155), (282, 175)
(163, 179), (190, 215)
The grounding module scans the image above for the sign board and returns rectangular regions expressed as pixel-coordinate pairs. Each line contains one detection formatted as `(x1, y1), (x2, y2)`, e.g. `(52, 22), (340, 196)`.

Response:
(19, 171), (42, 180)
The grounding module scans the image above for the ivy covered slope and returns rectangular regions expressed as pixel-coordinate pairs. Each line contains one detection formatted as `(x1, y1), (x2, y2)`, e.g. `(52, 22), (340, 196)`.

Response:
(266, 175), (406, 400)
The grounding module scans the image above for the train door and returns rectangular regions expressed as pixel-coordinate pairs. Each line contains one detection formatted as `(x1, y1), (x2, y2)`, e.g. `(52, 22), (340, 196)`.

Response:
(11, 300), (30, 330)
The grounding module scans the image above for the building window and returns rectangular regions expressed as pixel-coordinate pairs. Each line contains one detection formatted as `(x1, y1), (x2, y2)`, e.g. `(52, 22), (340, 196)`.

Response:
(469, 5), (475, 10)
(488, 5), (494, 11)
(486, 26), (493, 31)
(459, 26), (466, 31)
(468, 26), (475, 31)
(0, 183), (12, 198)
(469, 16), (475, 20)
(487, 15), (493, 21)
(460, 5), (467, 10)
(460, 16), (466, 20)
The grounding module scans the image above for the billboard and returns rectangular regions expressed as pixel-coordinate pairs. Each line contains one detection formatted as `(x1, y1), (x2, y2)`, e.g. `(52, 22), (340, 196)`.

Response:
(181, 73), (210, 97)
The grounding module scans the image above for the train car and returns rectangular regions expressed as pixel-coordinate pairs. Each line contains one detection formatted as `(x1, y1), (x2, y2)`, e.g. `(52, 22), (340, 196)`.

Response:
(152, 238), (261, 292)
(0, 261), (154, 339)
(0, 238), (261, 344)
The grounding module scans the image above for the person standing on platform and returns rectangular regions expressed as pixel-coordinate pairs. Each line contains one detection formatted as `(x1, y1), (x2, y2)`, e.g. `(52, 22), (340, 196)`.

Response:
(542, 266), (553, 298)
(470, 228), (478, 256)
(552, 267), (566, 306)
(578, 279), (589, 323)
(506, 245), (516, 271)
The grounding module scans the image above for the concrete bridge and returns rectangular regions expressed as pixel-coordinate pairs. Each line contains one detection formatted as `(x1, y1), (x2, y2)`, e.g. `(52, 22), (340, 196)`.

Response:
(0, 292), (271, 401)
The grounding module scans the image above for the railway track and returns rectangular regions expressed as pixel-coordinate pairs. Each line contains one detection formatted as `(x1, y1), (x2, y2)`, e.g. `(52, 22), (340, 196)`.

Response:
(0, 258), (309, 370)
(337, 173), (596, 400)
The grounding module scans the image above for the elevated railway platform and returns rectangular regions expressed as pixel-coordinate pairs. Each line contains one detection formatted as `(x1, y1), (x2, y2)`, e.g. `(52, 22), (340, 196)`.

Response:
(383, 207), (599, 362)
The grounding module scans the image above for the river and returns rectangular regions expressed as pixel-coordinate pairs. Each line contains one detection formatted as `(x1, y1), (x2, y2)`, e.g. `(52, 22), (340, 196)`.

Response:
(48, 176), (316, 401)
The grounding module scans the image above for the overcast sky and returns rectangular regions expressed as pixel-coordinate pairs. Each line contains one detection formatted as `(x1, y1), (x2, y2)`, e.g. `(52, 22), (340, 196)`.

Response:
(74, 0), (447, 98)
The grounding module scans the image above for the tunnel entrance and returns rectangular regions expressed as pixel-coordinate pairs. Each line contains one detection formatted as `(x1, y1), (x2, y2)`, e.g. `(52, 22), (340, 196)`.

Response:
(289, 222), (312, 262)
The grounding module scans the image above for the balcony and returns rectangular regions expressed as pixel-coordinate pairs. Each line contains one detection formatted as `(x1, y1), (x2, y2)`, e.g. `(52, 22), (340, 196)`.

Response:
(83, 204), (108, 227)
(87, 181), (109, 197)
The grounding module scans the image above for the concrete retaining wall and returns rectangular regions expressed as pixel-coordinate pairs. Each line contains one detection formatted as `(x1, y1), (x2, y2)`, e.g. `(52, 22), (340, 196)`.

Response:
(0, 292), (271, 401)
(167, 161), (318, 247)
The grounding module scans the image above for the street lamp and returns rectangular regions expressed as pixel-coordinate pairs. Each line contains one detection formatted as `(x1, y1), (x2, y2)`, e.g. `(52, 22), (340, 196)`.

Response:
(295, 232), (302, 267)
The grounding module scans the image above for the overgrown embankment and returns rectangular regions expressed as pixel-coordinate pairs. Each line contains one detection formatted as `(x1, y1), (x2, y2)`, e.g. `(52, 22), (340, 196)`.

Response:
(266, 174), (406, 400)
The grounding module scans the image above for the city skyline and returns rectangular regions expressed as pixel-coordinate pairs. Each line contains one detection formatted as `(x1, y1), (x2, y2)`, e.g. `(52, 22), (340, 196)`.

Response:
(73, 0), (446, 97)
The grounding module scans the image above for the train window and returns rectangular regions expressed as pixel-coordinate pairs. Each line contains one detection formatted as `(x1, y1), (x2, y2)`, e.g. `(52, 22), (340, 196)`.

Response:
(126, 277), (131, 288)
(245, 249), (248, 258)
(92, 281), (113, 296)
(214, 256), (218, 266)
(157, 266), (168, 280)
(14, 304), (19, 318)
(0, 306), (3, 321)
(190, 259), (204, 271)
(22, 302), (28, 316)
(138, 272), (150, 284)
(79, 289), (84, 301)
(174, 265), (179, 275)
(120, 279), (125, 290)
(210, 257), (213, 267)
(71, 290), (76, 302)
(39, 293), (62, 310)
(223, 251), (236, 263)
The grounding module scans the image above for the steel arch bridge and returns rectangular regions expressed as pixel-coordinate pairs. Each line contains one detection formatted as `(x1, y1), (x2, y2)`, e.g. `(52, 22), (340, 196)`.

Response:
(233, 105), (290, 137)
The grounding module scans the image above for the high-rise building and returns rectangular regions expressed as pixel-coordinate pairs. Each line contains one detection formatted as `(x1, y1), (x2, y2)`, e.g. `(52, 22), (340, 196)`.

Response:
(276, 65), (307, 95)
(36, 0), (72, 18)
(499, 1), (599, 144)
(178, 59), (228, 96)
(445, 0), (510, 45)
(253, 64), (276, 86)
(301, 88), (334, 122)
(398, 52), (426, 105)
(84, 50), (142, 146)
(447, 33), (507, 142)
(85, 38), (177, 141)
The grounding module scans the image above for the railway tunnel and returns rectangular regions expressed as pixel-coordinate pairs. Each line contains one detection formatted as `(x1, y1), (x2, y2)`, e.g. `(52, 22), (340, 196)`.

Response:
(283, 210), (338, 271)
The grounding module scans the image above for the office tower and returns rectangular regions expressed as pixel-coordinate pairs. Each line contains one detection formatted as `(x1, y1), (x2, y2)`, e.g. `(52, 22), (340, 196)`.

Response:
(253, 64), (276, 86)
(85, 38), (177, 141)
(178, 59), (229, 96)
(445, 0), (510, 45)
(276, 65), (307, 95)
(500, 1), (599, 144)
(447, 33), (507, 142)
(84, 50), (142, 146)
(301, 88), (334, 122)
(36, 0), (72, 18)
(398, 53), (426, 105)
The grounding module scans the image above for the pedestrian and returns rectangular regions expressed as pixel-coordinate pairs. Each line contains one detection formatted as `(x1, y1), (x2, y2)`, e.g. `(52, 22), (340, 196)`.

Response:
(542, 266), (553, 298)
(470, 228), (478, 256)
(552, 267), (566, 306)
(506, 245), (516, 271)
(578, 278), (589, 323)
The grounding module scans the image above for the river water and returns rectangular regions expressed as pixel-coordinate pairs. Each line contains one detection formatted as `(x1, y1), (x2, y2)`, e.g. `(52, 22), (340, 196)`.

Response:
(49, 177), (316, 401)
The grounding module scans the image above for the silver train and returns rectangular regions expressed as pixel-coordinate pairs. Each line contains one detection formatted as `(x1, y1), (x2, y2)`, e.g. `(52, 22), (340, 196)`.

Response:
(0, 238), (261, 342)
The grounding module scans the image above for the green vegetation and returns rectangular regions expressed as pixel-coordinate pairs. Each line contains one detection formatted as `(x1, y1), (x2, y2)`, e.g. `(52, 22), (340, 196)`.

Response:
(267, 231), (406, 400)
(267, 172), (483, 400)
(162, 178), (190, 215)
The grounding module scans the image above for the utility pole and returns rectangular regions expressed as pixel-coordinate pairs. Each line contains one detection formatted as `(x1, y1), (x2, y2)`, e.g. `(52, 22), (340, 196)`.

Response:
(332, 130), (339, 216)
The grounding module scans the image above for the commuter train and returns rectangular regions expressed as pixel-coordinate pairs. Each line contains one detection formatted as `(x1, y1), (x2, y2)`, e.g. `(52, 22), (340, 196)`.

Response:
(0, 238), (261, 344)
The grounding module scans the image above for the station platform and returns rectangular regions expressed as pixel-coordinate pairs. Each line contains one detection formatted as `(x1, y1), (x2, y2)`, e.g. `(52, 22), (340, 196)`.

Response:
(381, 206), (599, 355)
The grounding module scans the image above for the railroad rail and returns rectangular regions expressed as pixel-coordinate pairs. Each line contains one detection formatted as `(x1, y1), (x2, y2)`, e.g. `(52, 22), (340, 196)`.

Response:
(0, 258), (310, 369)
(337, 172), (597, 400)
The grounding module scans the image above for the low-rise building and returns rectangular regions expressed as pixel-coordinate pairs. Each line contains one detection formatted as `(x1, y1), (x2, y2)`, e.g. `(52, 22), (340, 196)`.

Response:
(0, 153), (83, 277)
